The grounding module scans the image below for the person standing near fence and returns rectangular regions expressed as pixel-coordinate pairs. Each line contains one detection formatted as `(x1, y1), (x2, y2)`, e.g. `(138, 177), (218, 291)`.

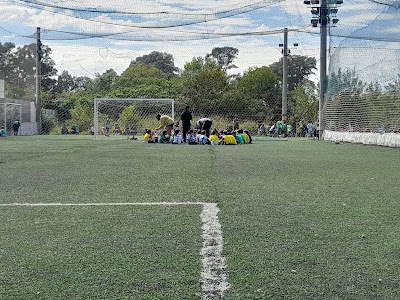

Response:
(105, 118), (111, 136)
(233, 117), (239, 130)
(12, 120), (20, 136)
(180, 106), (192, 143)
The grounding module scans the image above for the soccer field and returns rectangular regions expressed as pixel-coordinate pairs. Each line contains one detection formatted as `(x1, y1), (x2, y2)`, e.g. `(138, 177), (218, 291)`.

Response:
(0, 136), (399, 299)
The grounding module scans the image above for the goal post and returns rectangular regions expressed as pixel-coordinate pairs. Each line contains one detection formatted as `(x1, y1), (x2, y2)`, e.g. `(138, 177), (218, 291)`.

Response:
(1, 102), (22, 135)
(93, 98), (175, 139)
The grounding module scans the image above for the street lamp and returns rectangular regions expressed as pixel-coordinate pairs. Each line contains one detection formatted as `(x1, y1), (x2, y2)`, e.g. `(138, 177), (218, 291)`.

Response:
(304, 0), (343, 139)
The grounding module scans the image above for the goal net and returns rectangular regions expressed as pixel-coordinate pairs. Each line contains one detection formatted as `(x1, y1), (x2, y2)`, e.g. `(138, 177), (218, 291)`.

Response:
(93, 98), (175, 139)
(0, 102), (22, 135)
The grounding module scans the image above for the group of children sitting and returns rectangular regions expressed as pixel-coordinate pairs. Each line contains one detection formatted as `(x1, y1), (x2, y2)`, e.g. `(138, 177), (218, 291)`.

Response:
(143, 128), (252, 145)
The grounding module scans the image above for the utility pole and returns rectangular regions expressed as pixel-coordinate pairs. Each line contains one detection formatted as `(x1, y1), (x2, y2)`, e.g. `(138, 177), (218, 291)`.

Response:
(282, 28), (289, 122)
(304, 0), (343, 140)
(319, 0), (328, 140)
(279, 28), (298, 123)
(35, 27), (42, 134)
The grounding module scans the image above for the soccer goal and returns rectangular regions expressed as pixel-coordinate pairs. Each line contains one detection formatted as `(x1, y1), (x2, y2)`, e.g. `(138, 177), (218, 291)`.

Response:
(0, 102), (22, 134)
(93, 98), (175, 139)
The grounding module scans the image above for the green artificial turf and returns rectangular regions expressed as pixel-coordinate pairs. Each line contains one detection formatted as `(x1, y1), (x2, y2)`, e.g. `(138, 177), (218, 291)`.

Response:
(0, 205), (202, 299)
(0, 135), (399, 299)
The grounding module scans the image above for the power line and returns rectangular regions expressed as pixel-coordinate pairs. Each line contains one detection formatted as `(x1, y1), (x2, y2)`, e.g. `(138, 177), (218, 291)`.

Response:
(12, 0), (285, 16)
(8, 0), (284, 29)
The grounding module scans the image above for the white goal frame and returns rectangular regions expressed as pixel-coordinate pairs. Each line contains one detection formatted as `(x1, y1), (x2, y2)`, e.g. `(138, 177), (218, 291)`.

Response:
(93, 98), (175, 139)
(2, 102), (22, 133)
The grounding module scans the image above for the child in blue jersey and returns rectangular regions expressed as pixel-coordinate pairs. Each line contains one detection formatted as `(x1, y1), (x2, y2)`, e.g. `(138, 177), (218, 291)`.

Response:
(172, 129), (183, 144)
(186, 129), (197, 144)
(198, 130), (208, 145)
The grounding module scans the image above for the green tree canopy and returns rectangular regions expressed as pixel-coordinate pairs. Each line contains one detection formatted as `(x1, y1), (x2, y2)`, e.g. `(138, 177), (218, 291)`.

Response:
(233, 66), (281, 120)
(179, 57), (229, 114)
(269, 55), (316, 91)
(205, 47), (239, 72)
(113, 64), (176, 98)
(0, 42), (57, 99)
(288, 79), (318, 123)
(130, 51), (178, 77)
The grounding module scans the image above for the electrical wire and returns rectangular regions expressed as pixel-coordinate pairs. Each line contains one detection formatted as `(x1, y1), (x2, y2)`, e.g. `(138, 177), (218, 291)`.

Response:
(8, 0), (285, 29)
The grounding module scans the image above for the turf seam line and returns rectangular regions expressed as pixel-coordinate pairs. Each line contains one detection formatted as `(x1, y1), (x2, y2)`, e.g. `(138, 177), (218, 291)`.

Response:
(200, 203), (229, 299)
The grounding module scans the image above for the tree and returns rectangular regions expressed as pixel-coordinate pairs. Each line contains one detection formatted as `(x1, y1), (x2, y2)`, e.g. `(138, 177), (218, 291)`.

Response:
(118, 105), (140, 132)
(131, 51), (178, 77)
(235, 66), (281, 120)
(269, 55), (316, 91)
(179, 57), (229, 114)
(54, 70), (75, 93)
(113, 64), (176, 98)
(0, 42), (57, 99)
(326, 68), (365, 97)
(68, 102), (93, 132)
(206, 47), (239, 72)
(0, 42), (15, 80)
(288, 79), (318, 123)
(92, 69), (118, 94)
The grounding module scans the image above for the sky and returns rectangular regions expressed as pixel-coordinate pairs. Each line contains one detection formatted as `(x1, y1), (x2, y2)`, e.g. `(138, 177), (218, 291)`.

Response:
(0, 0), (395, 79)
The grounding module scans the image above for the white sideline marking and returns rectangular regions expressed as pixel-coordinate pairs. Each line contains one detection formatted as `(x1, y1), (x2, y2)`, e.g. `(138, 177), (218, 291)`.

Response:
(200, 203), (229, 299)
(0, 201), (229, 298)
(0, 202), (207, 206)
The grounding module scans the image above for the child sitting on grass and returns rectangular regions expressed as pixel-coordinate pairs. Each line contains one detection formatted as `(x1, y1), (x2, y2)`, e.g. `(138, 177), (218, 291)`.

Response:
(238, 128), (249, 144)
(208, 130), (220, 145)
(186, 129), (196, 144)
(0, 126), (6, 137)
(244, 129), (253, 144)
(222, 131), (237, 145)
(158, 130), (170, 143)
(172, 129), (183, 144)
(143, 129), (152, 142)
(198, 130), (208, 145)
(234, 130), (244, 144)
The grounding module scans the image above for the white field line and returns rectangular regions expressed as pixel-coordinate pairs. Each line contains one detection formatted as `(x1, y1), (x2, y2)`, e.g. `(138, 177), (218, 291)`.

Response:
(0, 202), (208, 206)
(200, 203), (229, 299)
(0, 201), (229, 298)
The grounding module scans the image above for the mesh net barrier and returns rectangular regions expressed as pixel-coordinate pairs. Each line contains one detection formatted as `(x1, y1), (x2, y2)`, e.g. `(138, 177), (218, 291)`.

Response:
(325, 1), (400, 144)
(93, 99), (174, 138)
(0, 0), (398, 144)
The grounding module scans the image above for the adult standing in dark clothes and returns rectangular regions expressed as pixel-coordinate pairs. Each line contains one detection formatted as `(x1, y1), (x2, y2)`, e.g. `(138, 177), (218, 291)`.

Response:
(12, 120), (20, 136)
(196, 117), (213, 137)
(180, 106), (192, 142)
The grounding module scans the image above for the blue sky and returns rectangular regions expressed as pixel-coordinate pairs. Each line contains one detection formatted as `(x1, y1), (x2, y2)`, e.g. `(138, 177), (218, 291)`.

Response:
(0, 0), (394, 78)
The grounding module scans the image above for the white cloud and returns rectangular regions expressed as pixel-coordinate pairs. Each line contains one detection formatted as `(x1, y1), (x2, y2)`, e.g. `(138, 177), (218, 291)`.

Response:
(1, 0), (396, 80)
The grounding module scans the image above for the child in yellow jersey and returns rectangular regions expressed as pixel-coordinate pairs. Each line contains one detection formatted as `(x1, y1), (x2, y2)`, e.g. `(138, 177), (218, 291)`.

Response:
(143, 129), (154, 143)
(222, 131), (237, 145)
(208, 130), (220, 145)
(238, 128), (249, 144)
